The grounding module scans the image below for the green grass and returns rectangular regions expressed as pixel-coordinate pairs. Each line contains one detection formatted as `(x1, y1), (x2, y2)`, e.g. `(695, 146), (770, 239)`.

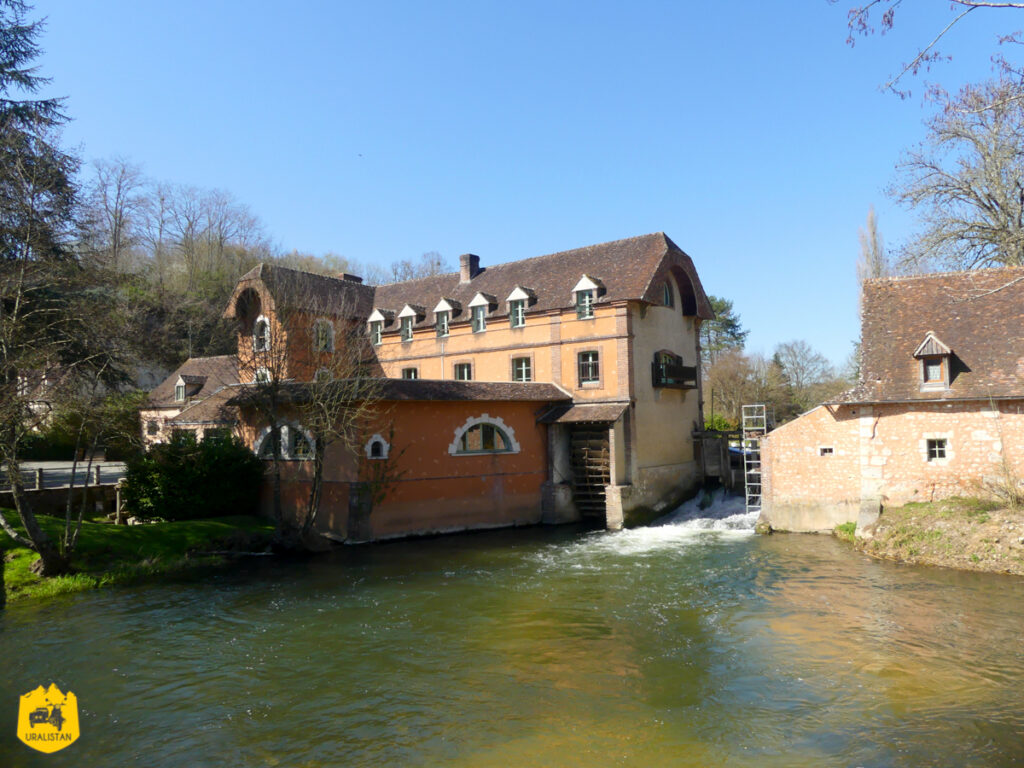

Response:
(1, 511), (274, 603)
(834, 521), (857, 543)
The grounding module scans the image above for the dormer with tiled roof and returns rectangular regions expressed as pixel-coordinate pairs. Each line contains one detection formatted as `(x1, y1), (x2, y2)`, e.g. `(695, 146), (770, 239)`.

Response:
(841, 266), (1024, 403)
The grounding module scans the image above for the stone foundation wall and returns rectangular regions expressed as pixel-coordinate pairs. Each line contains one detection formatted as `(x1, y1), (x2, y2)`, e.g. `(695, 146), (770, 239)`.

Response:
(762, 399), (1024, 531)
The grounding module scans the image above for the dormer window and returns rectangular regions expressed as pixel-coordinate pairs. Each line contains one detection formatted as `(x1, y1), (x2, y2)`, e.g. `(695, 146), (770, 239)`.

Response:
(469, 292), (496, 333)
(506, 286), (534, 329)
(174, 383), (185, 402)
(433, 298), (461, 337)
(368, 308), (394, 347)
(913, 332), (952, 390)
(510, 300), (526, 328)
(398, 304), (425, 343)
(253, 316), (270, 351)
(572, 275), (603, 320)
(576, 290), (594, 319)
(472, 305), (486, 333)
(922, 357), (944, 384)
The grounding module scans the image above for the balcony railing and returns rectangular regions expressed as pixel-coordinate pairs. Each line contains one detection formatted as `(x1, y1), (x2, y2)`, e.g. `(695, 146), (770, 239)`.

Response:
(652, 361), (698, 389)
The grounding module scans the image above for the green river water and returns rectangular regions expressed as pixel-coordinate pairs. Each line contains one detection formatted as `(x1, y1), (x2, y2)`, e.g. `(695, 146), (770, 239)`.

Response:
(2, 496), (1024, 767)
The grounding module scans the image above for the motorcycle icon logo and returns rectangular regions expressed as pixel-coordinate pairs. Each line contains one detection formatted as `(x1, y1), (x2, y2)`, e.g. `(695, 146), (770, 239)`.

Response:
(17, 684), (79, 753)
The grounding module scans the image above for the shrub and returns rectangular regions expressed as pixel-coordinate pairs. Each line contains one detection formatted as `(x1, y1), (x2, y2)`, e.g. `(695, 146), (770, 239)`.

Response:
(122, 432), (265, 520)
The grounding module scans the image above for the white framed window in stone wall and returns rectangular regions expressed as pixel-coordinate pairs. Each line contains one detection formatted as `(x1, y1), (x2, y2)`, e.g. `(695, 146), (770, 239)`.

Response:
(920, 432), (953, 466)
(365, 433), (390, 460)
(448, 414), (521, 456)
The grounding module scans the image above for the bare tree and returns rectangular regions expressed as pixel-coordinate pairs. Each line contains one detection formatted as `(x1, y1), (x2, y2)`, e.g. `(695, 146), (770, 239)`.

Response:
(388, 251), (452, 283)
(891, 79), (1024, 270)
(840, 1), (1024, 99)
(82, 157), (146, 272)
(856, 205), (890, 286)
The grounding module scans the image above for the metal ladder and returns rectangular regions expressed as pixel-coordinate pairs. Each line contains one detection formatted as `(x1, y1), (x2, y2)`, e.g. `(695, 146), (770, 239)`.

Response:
(741, 404), (767, 516)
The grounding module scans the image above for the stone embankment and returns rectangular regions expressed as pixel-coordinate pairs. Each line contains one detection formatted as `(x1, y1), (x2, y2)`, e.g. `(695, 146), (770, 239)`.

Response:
(850, 498), (1024, 576)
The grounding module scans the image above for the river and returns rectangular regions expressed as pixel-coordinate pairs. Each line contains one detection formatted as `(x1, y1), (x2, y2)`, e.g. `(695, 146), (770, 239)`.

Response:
(2, 492), (1023, 766)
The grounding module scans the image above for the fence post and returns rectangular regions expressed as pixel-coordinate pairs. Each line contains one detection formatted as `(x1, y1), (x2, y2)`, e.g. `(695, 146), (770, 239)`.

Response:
(35, 468), (43, 490)
(94, 466), (101, 485)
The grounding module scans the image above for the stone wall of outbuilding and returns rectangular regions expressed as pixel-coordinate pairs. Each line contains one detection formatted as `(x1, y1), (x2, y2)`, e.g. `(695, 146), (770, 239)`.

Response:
(762, 399), (1024, 532)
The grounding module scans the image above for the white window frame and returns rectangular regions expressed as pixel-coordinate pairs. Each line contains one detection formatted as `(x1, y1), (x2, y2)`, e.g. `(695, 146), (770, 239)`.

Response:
(370, 320), (383, 346)
(401, 367), (419, 380)
(400, 315), (414, 342)
(578, 350), (600, 386)
(254, 423), (315, 461)
(364, 433), (391, 460)
(471, 305), (486, 333)
(436, 310), (449, 337)
(174, 381), (186, 402)
(512, 356), (532, 382)
(454, 362), (473, 381)
(253, 315), (271, 352)
(448, 413), (521, 456)
(510, 299), (526, 328)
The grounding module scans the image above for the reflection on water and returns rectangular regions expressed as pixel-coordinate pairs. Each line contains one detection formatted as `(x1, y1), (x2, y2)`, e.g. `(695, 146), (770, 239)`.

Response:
(1, 493), (1023, 767)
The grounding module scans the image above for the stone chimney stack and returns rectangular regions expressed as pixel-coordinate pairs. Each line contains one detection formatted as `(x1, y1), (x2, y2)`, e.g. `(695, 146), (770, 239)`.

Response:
(338, 273), (363, 283)
(459, 254), (480, 284)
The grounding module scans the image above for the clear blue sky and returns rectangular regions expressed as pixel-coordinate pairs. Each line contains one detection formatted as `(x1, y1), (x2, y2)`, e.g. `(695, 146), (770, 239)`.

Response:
(37, 1), (1019, 366)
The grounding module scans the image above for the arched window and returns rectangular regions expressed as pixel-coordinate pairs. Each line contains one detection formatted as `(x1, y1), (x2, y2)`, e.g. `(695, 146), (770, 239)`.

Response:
(313, 319), (334, 352)
(663, 281), (674, 308)
(448, 414), (521, 456)
(254, 424), (314, 460)
(253, 316), (271, 352)
(364, 433), (390, 460)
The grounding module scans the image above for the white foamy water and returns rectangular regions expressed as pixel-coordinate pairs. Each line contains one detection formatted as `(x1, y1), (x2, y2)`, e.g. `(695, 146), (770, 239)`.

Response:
(551, 489), (757, 559)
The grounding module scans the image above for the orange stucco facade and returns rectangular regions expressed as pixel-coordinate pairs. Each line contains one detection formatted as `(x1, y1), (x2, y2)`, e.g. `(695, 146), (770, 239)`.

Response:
(254, 399), (551, 541)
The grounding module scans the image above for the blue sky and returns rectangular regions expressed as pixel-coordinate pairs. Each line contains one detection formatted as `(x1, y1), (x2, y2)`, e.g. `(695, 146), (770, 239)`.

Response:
(37, 1), (1019, 365)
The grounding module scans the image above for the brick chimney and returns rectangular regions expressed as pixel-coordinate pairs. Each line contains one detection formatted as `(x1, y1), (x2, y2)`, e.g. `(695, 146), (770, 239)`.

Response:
(338, 273), (363, 283)
(459, 254), (480, 283)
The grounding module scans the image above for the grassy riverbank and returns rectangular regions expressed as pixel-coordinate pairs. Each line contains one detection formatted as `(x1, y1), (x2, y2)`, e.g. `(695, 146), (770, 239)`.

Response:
(842, 497), (1024, 576)
(1, 512), (275, 603)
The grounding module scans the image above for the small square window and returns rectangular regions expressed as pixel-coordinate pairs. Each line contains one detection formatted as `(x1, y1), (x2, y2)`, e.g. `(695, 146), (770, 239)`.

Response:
(927, 439), (947, 461)
(922, 356), (944, 384)
(819, 446), (834, 456)
(454, 362), (472, 381)
(512, 357), (532, 382)
(401, 367), (418, 380)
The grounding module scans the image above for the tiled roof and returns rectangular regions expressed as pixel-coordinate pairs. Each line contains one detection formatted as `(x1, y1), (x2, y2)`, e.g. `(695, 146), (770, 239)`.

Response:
(225, 263), (375, 319)
(229, 379), (571, 406)
(223, 233), (712, 331)
(147, 356), (238, 407)
(372, 232), (713, 328)
(169, 388), (237, 425)
(840, 267), (1024, 403)
(537, 402), (629, 423)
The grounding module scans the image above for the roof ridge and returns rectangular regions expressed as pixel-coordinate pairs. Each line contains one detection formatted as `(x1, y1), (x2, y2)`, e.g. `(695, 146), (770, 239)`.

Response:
(865, 264), (1024, 284)
(374, 232), (668, 290)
